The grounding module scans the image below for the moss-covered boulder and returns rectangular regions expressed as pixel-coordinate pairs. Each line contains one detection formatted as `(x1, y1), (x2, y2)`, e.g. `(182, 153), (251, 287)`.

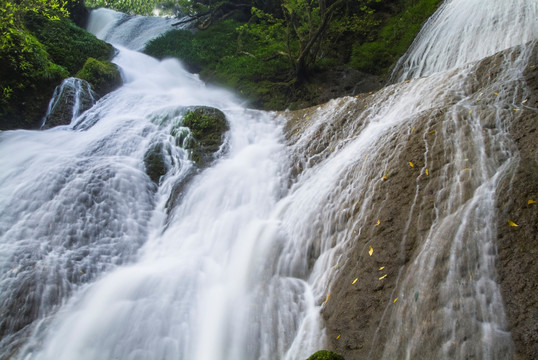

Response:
(181, 106), (229, 165)
(76, 58), (122, 97)
(306, 350), (345, 360)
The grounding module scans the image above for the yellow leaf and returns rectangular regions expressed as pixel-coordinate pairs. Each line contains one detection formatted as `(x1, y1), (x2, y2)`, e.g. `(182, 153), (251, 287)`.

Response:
(429, 129), (436, 134)
(379, 266), (385, 270)
(330, 147), (333, 151)
(379, 274), (387, 280)
(376, 219), (381, 226)
(528, 200), (536, 205)
(369, 246), (373, 256)
(513, 108), (519, 111)
(469, 110), (473, 114)
(393, 297), (398, 303)
(336, 334), (341, 340)
(494, 92), (499, 95)
(507, 220), (518, 227)
(306, 116), (310, 120)
(352, 278), (358, 285)
(411, 127), (415, 132)
(382, 176), (388, 180)
(409, 162), (414, 167)
(425, 169), (429, 176)
(324, 293), (331, 304)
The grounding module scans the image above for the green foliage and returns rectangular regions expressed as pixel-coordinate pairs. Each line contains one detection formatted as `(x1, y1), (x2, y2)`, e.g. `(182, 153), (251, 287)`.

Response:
(76, 58), (122, 96)
(350, 0), (444, 75)
(182, 107), (228, 164)
(85, 0), (182, 15)
(0, 1), (117, 129)
(144, 20), (239, 72)
(24, 12), (114, 74)
(306, 350), (346, 360)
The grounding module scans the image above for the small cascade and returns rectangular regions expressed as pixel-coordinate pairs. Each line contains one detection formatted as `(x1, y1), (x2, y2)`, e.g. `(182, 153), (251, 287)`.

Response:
(86, 8), (180, 51)
(392, 0), (538, 81)
(41, 77), (99, 129)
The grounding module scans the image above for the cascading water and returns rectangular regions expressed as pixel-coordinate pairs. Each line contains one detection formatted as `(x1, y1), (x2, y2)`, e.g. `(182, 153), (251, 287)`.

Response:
(0, 1), (536, 360)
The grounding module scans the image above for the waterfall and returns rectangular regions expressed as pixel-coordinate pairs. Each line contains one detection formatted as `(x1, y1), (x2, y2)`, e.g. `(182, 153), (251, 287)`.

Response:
(0, 2), (536, 360)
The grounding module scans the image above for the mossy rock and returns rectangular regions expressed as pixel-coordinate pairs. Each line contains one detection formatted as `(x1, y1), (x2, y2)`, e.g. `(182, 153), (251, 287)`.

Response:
(76, 58), (122, 97)
(306, 350), (345, 360)
(143, 142), (170, 184)
(182, 106), (229, 165)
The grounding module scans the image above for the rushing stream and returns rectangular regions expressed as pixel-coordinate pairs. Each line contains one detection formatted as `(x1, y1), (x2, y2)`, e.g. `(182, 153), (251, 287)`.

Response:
(0, 1), (536, 359)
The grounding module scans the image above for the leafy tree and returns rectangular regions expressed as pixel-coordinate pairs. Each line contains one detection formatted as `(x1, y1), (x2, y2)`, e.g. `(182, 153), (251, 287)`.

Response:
(240, 0), (380, 82)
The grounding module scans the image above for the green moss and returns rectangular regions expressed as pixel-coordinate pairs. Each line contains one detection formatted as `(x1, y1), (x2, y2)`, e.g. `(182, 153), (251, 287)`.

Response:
(144, 143), (169, 183)
(0, 29), (68, 129)
(24, 12), (114, 75)
(306, 350), (345, 360)
(1, 11), (115, 129)
(76, 58), (122, 96)
(350, 0), (444, 75)
(181, 107), (228, 165)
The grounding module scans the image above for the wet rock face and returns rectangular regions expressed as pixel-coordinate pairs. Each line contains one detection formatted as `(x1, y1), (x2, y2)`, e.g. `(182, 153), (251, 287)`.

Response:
(281, 43), (537, 359)
(306, 350), (346, 360)
(495, 49), (538, 359)
(42, 78), (98, 129)
(143, 142), (171, 184)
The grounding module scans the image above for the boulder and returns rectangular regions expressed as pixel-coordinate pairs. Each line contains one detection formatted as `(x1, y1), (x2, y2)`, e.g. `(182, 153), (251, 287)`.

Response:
(76, 58), (122, 97)
(41, 77), (98, 129)
(181, 106), (229, 165)
(143, 142), (170, 184)
(306, 350), (345, 360)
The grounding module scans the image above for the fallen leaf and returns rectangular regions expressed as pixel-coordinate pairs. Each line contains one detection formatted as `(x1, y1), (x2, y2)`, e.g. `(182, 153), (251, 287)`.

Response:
(469, 110), (473, 114)
(425, 169), (429, 176)
(324, 293), (331, 304)
(336, 334), (341, 340)
(411, 127), (416, 132)
(376, 219), (381, 226)
(507, 220), (518, 227)
(379, 274), (387, 280)
(409, 161), (414, 168)
(494, 92), (499, 95)
(429, 129), (436, 134)
(379, 267), (385, 271)
(528, 200), (536, 205)
(369, 246), (373, 256)
(352, 278), (358, 285)
(513, 108), (519, 111)
(393, 298), (398, 303)
(382, 176), (388, 180)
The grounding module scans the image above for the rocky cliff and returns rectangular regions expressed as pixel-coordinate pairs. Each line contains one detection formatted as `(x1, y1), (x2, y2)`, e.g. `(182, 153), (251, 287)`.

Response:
(281, 42), (537, 359)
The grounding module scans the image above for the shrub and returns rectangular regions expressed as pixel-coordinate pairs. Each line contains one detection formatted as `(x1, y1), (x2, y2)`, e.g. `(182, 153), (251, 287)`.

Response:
(76, 58), (122, 96)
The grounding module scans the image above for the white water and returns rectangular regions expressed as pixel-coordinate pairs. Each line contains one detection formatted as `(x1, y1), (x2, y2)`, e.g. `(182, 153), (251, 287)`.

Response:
(0, 1), (536, 359)
(392, 0), (538, 80)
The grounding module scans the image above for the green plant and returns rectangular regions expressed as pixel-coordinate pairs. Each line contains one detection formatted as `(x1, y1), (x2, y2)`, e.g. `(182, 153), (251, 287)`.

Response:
(76, 57), (122, 96)
(350, 0), (444, 75)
